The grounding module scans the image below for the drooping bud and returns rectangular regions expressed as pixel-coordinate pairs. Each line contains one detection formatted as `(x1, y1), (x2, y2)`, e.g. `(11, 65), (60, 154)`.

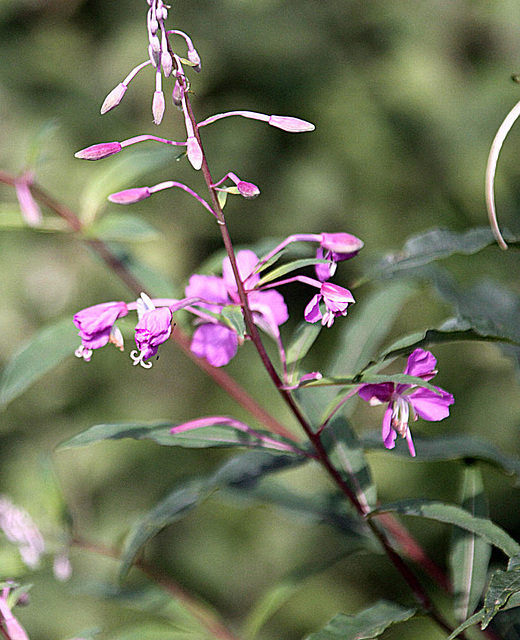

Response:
(74, 141), (122, 160)
(152, 90), (165, 125)
(108, 187), (152, 204)
(100, 83), (127, 114)
(172, 80), (183, 106)
(237, 181), (260, 199)
(148, 34), (161, 67)
(268, 115), (315, 133)
(187, 46), (201, 72)
(320, 232), (364, 260)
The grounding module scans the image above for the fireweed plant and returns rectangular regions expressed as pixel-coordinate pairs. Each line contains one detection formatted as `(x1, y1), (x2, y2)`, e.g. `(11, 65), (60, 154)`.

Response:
(3, 2), (520, 639)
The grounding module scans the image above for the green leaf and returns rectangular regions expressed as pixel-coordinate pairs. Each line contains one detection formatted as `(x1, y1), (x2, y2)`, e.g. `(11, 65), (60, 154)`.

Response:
(479, 564), (520, 629)
(360, 227), (499, 284)
(446, 609), (486, 640)
(120, 481), (205, 578)
(450, 465), (491, 622)
(217, 190), (228, 209)
(0, 204), (69, 231)
(57, 421), (304, 454)
(306, 373), (443, 396)
(320, 415), (377, 511)
(286, 321), (323, 377)
(305, 600), (417, 640)
(86, 213), (160, 243)
(360, 433), (520, 483)
(257, 257), (330, 286)
(0, 317), (78, 409)
(221, 305), (246, 339)
(373, 499), (520, 557)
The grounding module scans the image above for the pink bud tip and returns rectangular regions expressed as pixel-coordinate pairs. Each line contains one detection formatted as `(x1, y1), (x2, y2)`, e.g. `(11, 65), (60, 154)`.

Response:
(188, 48), (201, 72)
(321, 232), (364, 257)
(268, 115), (315, 133)
(187, 136), (203, 170)
(237, 181), (260, 199)
(101, 83), (127, 114)
(152, 90), (165, 125)
(108, 187), (151, 204)
(74, 142), (122, 160)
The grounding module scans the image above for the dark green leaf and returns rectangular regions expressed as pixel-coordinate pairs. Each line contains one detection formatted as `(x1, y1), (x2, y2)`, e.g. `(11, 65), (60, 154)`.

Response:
(305, 600), (417, 640)
(321, 415), (377, 511)
(373, 499), (520, 557)
(360, 227), (499, 284)
(480, 565), (520, 629)
(360, 433), (520, 483)
(87, 213), (160, 242)
(286, 321), (323, 376)
(0, 317), (78, 409)
(57, 421), (304, 454)
(450, 465), (491, 622)
(257, 258), (331, 286)
(446, 609), (486, 640)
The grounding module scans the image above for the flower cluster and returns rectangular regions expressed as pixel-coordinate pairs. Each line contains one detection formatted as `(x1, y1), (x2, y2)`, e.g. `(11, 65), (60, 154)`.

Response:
(357, 349), (454, 456)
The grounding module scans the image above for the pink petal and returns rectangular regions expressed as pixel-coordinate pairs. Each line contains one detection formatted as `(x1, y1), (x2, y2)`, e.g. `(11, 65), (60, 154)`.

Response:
(190, 324), (238, 367)
(404, 349), (437, 379)
(382, 407), (397, 449)
(409, 387), (454, 422)
(222, 250), (260, 289)
(304, 294), (323, 323)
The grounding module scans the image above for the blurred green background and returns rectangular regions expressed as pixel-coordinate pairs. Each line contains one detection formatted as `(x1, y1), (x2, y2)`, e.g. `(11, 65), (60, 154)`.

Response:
(2, 0), (520, 638)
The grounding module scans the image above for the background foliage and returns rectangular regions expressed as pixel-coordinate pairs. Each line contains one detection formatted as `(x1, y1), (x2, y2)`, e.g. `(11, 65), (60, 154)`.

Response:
(2, 1), (520, 638)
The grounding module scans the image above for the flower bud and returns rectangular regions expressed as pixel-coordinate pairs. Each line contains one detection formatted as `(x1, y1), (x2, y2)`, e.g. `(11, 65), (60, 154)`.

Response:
(187, 136), (203, 170)
(172, 81), (183, 107)
(187, 47), (201, 72)
(161, 50), (173, 77)
(74, 141), (122, 160)
(268, 115), (315, 133)
(152, 90), (165, 125)
(320, 232), (364, 260)
(100, 83), (127, 114)
(237, 181), (260, 199)
(108, 187), (152, 204)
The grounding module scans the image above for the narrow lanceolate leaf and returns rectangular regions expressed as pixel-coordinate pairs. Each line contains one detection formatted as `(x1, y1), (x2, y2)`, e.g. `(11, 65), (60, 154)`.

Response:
(305, 600), (416, 640)
(446, 609), (486, 640)
(373, 500), (520, 557)
(359, 227), (506, 284)
(86, 213), (161, 243)
(286, 322), (322, 376)
(449, 465), (491, 622)
(0, 317), (79, 409)
(479, 563), (520, 629)
(320, 415), (377, 511)
(360, 433), (520, 484)
(57, 421), (304, 454)
(120, 481), (205, 578)
(257, 258), (331, 286)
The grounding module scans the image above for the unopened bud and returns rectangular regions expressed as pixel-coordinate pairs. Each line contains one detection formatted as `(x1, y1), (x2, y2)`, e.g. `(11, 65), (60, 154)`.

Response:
(237, 181), (260, 199)
(186, 137), (203, 170)
(74, 141), (122, 160)
(172, 81), (183, 107)
(187, 47), (201, 72)
(320, 232), (364, 260)
(152, 90), (165, 125)
(161, 50), (173, 77)
(108, 187), (152, 204)
(101, 83), (127, 114)
(148, 38), (161, 67)
(268, 115), (315, 133)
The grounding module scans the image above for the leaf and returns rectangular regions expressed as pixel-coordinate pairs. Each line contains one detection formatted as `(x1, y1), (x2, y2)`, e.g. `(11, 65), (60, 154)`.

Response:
(285, 321), (323, 376)
(0, 317), (78, 409)
(320, 415), (377, 511)
(360, 227), (500, 284)
(305, 600), (417, 640)
(87, 213), (160, 243)
(360, 433), (520, 484)
(449, 465), (491, 622)
(479, 564), (520, 629)
(57, 421), (304, 454)
(446, 609), (486, 640)
(221, 305), (246, 339)
(0, 204), (69, 231)
(307, 373), (443, 396)
(120, 481), (205, 578)
(257, 257), (331, 286)
(373, 499), (520, 557)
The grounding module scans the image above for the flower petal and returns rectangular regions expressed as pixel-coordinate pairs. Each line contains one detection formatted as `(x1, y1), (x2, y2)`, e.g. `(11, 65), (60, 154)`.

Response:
(222, 250), (260, 289)
(190, 323), (238, 367)
(409, 386), (454, 422)
(358, 382), (394, 404)
(404, 348), (437, 379)
(382, 406), (397, 449)
(304, 293), (323, 323)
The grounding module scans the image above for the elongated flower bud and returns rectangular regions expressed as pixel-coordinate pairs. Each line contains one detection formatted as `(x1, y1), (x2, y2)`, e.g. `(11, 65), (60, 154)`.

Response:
(268, 115), (315, 132)
(108, 187), (151, 204)
(101, 83), (127, 114)
(74, 141), (122, 160)
(237, 181), (260, 199)
(187, 136), (203, 170)
(152, 90), (165, 125)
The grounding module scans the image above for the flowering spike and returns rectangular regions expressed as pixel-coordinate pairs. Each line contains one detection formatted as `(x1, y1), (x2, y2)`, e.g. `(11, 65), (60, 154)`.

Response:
(101, 83), (127, 114)
(268, 115), (315, 133)
(108, 187), (152, 204)
(74, 141), (122, 161)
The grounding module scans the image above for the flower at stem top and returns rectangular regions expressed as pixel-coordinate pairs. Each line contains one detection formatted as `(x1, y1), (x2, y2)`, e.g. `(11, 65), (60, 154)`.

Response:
(357, 349), (454, 457)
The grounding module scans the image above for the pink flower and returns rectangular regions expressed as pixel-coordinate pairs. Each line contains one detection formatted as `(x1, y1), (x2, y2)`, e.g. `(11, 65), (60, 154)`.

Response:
(130, 293), (173, 368)
(315, 233), (364, 282)
(73, 301), (128, 362)
(185, 250), (288, 367)
(304, 282), (355, 327)
(358, 349), (455, 457)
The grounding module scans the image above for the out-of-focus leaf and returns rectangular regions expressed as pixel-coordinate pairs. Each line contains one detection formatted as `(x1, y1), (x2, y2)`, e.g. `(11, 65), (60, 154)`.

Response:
(80, 146), (178, 223)
(304, 600), (417, 640)
(286, 321), (322, 376)
(450, 465), (491, 622)
(86, 213), (160, 242)
(0, 204), (69, 231)
(57, 421), (304, 454)
(0, 317), (78, 409)
(374, 499), (520, 557)
(360, 433), (520, 484)
(446, 610), (486, 640)
(124, 256), (179, 298)
(120, 481), (205, 578)
(320, 415), (377, 511)
(257, 257), (330, 286)
(360, 227), (501, 284)
(115, 626), (207, 640)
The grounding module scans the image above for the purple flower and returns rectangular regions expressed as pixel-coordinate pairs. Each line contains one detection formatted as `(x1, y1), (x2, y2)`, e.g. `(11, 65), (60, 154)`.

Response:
(74, 142), (122, 160)
(315, 233), (364, 282)
(358, 349), (455, 457)
(185, 250), (288, 367)
(74, 301), (128, 361)
(130, 293), (173, 368)
(304, 282), (355, 327)
(15, 171), (42, 227)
